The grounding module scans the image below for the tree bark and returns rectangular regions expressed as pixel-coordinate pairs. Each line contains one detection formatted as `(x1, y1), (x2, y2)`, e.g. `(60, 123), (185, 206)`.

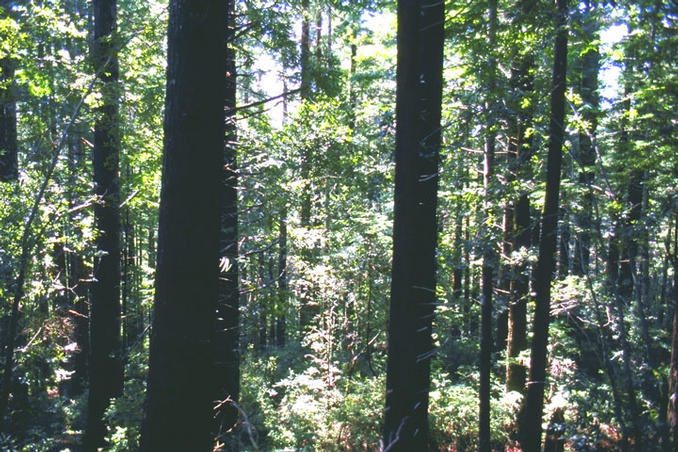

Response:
(299, 0), (312, 228)
(277, 212), (288, 347)
(558, 208), (570, 278)
(519, 0), (568, 449)
(0, 0), (18, 182)
(84, 0), (123, 447)
(479, 1), (498, 450)
(141, 0), (225, 449)
(668, 253), (678, 451)
(573, 5), (599, 275)
(503, 0), (536, 379)
(506, 194), (530, 393)
(382, 1), (444, 450)
(213, 1), (240, 447)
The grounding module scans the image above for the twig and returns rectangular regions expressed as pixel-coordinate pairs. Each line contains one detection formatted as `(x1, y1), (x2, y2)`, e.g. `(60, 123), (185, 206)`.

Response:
(119, 189), (140, 208)
(213, 398), (260, 452)
(234, 88), (301, 112)
(18, 327), (42, 353)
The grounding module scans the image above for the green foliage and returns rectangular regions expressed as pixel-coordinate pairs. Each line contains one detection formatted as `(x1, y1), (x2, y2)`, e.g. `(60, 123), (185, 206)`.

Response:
(429, 370), (519, 450)
(241, 353), (383, 451)
(105, 350), (149, 451)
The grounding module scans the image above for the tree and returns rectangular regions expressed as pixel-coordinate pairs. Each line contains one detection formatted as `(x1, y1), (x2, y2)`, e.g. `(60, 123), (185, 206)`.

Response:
(668, 220), (678, 450)
(479, 1), (498, 450)
(213, 0), (240, 447)
(381, 1), (445, 450)
(83, 0), (123, 447)
(140, 0), (225, 449)
(519, 0), (569, 450)
(0, 0), (18, 182)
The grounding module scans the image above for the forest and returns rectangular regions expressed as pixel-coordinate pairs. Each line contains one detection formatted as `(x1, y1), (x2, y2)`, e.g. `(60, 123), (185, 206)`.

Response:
(0, 0), (677, 450)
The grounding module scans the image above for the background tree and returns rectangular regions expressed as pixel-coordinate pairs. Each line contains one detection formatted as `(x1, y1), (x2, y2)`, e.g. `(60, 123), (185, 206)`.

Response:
(519, 0), (569, 450)
(0, 0), (18, 182)
(84, 0), (123, 447)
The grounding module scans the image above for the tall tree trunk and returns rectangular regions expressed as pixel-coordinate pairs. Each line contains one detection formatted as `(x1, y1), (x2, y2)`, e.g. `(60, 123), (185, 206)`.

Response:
(68, 254), (90, 397)
(617, 52), (646, 447)
(464, 214), (472, 337)
(0, 5), (17, 182)
(141, 0), (225, 449)
(668, 250), (678, 451)
(299, 0), (312, 227)
(382, 1), (444, 449)
(479, 1), (498, 450)
(213, 1), (240, 447)
(558, 208), (570, 278)
(519, 0), (568, 450)
(299, 0), (311, 100)
(613, 224), (643, 452)
(84, 0), (122, 447)
(277, 212), (288, 347)
(503, 0), (536, 381)
(66, 100), (89, 397)
(0, 0), (18, 182)
(506, 194), (530, 393)
(573, 5), (599, 275)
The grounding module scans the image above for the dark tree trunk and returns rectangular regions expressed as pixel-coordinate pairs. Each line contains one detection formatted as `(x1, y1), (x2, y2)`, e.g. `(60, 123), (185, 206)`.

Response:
(300, 0), (311, 100)
(381, 1), (444, 450)
(479, 1), (498, 450)
(141, 0), (225, 449)
(464, 215), (472, 337)
(68, 254), (90, 397)
(519, 0), (568, 450)
(573, 6), (598, 275)
(503, 0), (536, 376)
(299, 0), (312, 227)
(65, 102), (89, 398)
(0, 59), (17, 179)
(668, 255), (678, 450)
(495, 205), (512, 352)
(213, 2), (240, 446)
(84, 0), (122, 447)
(506, 194), (530, 393)
(0, 0), (18, 182)
(451, 210), (464, 339)
(558, 208), (570, 278)
(277, 213), (287, 347)
(617, 74), (645, 449)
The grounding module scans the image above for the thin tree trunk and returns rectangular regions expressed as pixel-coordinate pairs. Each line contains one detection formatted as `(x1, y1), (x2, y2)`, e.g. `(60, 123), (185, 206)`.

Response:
(479, 1), (498, 449)
(668, 250), (678, 450)
(503, 0), (536, 382)
(299, 0), (312, 227)
(141, 0), (225, 449)
(300, 0), (311, 100)
(68, 254), (90, 397)
(277, 213), (287, 347)
(519, 0), (569, 449)
(464, 214), (472, 337)
(558, 208), (570, 278)
(0, 0), (18, 182)
(382, 1), (444, 449)
(573, 6), (598, 275)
